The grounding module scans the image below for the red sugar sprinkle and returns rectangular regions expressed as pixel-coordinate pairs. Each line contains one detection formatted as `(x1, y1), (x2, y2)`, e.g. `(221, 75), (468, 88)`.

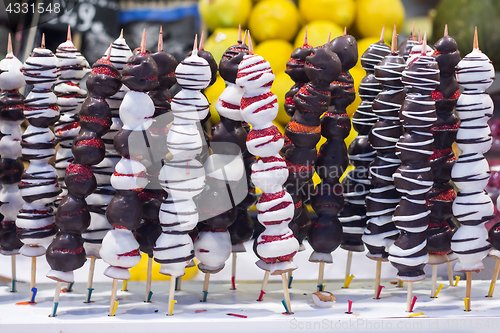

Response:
(259, 190), (286, 203)
(75, 138), (104, 149)
(431, 89), (460, 101)
(258, 201), (292, 214)
(247, 125), (283, 143)
(80, 115), (111, 127)
(241, 91), (275, 110)
(221, 100), (240, 110)
(53, 247), (84, 254)
(428, 148), (454, 161)
(288, 121), (321, 134)
(118, 249), (140, 257)
(66, 163), (93, 177)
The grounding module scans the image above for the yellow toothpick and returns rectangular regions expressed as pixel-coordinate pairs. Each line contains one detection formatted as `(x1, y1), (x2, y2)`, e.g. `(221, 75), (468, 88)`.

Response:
(408, 312), (425, 317)
(343, 274), (355, 288)
(434, 284), (444, 298)
(454, 276), (460, 287)
(169, 300), (177, 316)
(463, 297), (470, 311)
(111, 301), (119, 316)
(122, 280), (128, 291)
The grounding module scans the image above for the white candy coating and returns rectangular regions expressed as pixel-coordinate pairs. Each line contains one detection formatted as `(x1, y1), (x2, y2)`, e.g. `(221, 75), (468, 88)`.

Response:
(100, 229), (141, 280)
(194, 229), (232, 271)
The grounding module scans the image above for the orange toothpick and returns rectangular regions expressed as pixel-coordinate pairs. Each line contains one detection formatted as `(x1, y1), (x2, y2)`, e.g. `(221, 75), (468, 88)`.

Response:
(303, 26), (308, 46)
(473, 26), (479, 50)
(158, 26), (163, 52)
(380, 25), (385, 41)
(444, 24), (448, 37)
(41, 33), (45, 49)
(192, 34), (198, 56)
(199, 30), (205, 51)
(141, 29), (146, 55)
(391, 24), (397, 54)
(248, 31), (254, 55)
(7, 33), (12, 55)
(67, 25), (72, 41)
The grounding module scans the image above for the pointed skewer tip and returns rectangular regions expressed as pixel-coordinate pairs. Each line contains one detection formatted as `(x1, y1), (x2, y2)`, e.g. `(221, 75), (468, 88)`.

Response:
(421, 32), (427, 55)
(380, 25), (385, 41)
(242, 30), (248, 46)
(238, 24), (242, 43)
(391, 27), (397, 54)
(141, 29), (146, 55)
(418, 29), (422, 44)
(411, 21), (417, 40)
(120, 29), (124, 38)
(444, 24), (448, 37)
(303, 26), (308, 46)
(199, 30), (205, 51)
(107, 43), (112, 60)
(67, 25), (72, 41)
(344, 27), (347, 36)
(248, 31), (254, 55)
(473, 26), (479, 50)
(193, 34), (198, 56)
(41, 33), (45, 49)
(327, 32), (331, 44)
(7, 33), (12, 55)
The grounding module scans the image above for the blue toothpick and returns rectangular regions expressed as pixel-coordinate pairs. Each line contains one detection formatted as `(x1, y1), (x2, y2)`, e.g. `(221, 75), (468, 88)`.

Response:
(281, 299), (290, 314)
(317, 284), (324, 292)
(202, 290), (208, 302)
(146, 290), (153, 303)
(288, 276), (293, 289)
(30, 287), (37, 303)
(85, 288), (94, 303)
(11, 279), (16, 293)
(66, 282), (74, 292)
(51, 302), (59, 317)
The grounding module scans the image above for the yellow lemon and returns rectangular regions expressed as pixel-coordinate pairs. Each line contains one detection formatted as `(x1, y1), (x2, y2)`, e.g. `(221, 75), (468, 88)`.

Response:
(271, 71), (294, 126)
(198, 0), (252, 31)
(299, 0), (356, 29)
(255, 39), (294, 74)
(355, 0), (405, 38)
(204, 75), (225, 124)
(204, 28), (240, 65)
(129, 253), (199, 281)
(248, 0), (300, 42)
(294, 20), (344, 48)
(346, 66), (365, 117)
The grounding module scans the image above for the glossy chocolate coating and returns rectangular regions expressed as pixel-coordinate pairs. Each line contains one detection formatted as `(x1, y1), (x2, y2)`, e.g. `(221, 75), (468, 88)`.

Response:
(122, 52), (159, 92)
(0, 90), (24, 121)
(0, 221), (23, 252)
(46, 234), (86, 272)
(219, 43), (249, 83)
(0, 158), (23, 184)
(106, 191), (143, 230)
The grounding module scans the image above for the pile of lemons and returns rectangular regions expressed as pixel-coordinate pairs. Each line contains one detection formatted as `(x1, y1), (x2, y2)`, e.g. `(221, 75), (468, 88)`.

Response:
(201, 0), (404, 133)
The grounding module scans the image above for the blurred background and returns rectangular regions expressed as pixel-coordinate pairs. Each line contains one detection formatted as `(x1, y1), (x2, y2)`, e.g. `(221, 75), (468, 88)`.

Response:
(1, 0), (500, 283)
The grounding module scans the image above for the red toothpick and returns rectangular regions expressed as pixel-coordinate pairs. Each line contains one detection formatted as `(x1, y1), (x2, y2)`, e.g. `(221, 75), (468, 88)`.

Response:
(231, 276), (236, 290)
(346, 300), (353, 314)
(192, 34), (198, 56)
(238, 24), (242, 44)
(303, 26), (308, 46)
(411, 21), (416, 40)
(410, 296), (417, 312)
(199, 30), (205, 51)
(41, 33), (45, 49)
(257, 290), (266, 301)
(421, 32), (427, 55)
(391, 24), (397, 54)
(444, 24), (448, 37)
(67, 25), (71, 41)
(473, 26), (478, 50)
(376, 285), (385, 299)
(248, 31), (254, 55)
(227, 313), (247, 318)
(7, 33), (12, 55)
(140, 29), (146, 55)
(380, 25), (385, 41)
(158, 26), (163, 52)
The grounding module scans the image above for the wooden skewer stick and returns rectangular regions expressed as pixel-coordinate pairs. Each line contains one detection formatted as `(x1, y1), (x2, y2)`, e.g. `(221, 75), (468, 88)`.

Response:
(202, 273), (210, 302)
(84, 256), (96, 303)
(374, 261), (381, 299)
(447, 261), (454, 286)
(488, 259), (500, 297)
(231, 252), (237, 290)
(344, 251), (353, 288)
(380, 25), (385, 41)
(444, 24), (448, 37)
(30, 256), (36, 302)
(50, 281), (62, 317)
(7, 33), (12, 55)
(431, 265), (438, 297)
(391, 23), (397, 54)
(411, 21), (416, 40)
(317, 262), (325, 291)
(158, 26), (163, 52)
(41, 33), (45, 49)
(11, 255), (16, 292)
(67, 25), (71, 41)
(281, 273), (292, 313)
(145, 257), (153, 302)
(167, 277), (175, 316)
(303, 26), (308, 46)
(109, 279), (118, 316)
(466, 272), (472, 311)
(406, 282), (413, 312)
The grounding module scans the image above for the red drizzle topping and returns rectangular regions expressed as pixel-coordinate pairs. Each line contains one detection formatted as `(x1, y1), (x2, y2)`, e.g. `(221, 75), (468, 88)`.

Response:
(288, 121), (321, 134)
(80, 115), (111, 127)
(75, 138), (104, 148)
(118, 248), (140, 257)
